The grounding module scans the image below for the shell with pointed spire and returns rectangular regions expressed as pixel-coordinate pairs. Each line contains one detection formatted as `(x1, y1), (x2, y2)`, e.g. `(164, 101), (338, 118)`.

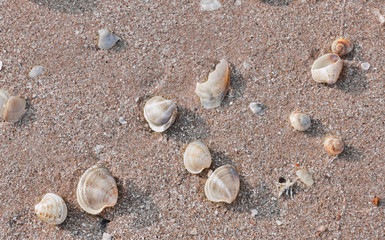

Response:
(289, 111), (311, 131)
(143, 96), (177, 132)
(331, 38), (353, 56)
(2, 96), (26, 123)
(324, 135), (344, 155)
(97, 29), (120, 50)
(184, 140), (212, 174)
(205, 165), (240, 203)
(311, 53), (343, 85)
(35, 193), (67, 225)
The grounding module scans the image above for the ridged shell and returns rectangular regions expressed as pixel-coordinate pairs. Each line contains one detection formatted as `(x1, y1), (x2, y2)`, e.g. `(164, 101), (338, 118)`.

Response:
(98, 29), (120, 50)
(0, 90), (10, 114)
(331, 38), (353, 56)
(289, 111), (311, 131)
(200, 0), (222, 11)
(324, 136), (344, 155)
(35, 193), (67, 225)
(2, 96), (26, 123)
(205, 165), (240, 203)
(77, 165), (118, 215)
(311, 53), (343, 85)
(195, 59), (230, 109)
(296, 167), (314, 187)
(184, 140), (212, 174)
(29, 66), (45, 78)
(143, 96), (177, 132)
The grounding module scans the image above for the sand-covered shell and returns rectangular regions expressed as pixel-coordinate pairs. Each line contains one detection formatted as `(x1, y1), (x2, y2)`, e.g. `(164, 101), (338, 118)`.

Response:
(200, 0), (221, 11)
(324, 135), (344, 155)
(0, 90), (10, 114)
(98, 29), (120, 50)
(184, 140), (212, 174)
(331, 38), (353, 56)
(77, 165), (118, 215)
(296, 167), (314, 187)
(143, 96), (177, 132)
(311, 53), (343, 85)
(289, 111), (311, 131)
(35, 193), (67, 225)
(2, 96), (26, 123)
(195, 59), (230, 109)
(29, 66), (45, 78)
(205, 165), (240, 203)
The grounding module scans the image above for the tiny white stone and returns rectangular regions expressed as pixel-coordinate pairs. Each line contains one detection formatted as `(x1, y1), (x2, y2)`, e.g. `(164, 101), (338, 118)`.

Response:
(0, 61), (2, 70)
(94, 145), (104, 154)
(135, 97), (140, 103)
(118, 117), (127, 125)
(29, 66), (45, 78)
(102, 233), (112, 240)
(361, 62), (370, 70)
(276, 220), (283, 226)
(235, 0), (242, 6)
(200, 0), (221, 11)
(249, 102), (263, 114)
(251, 209), (258, 217)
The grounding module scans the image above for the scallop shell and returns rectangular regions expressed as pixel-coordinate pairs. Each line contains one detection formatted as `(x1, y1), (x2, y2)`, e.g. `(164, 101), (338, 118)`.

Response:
(324, 135), (344, 155)
(296, 167), (314, 187)
(331, 38), (353, 56)
(289, 111), (311, 131)
(195, 59), (230, 109)
(29, 66), (45, 78)
(205, 165), (240, 203)
(0, 90), (10, 114)
(200, 0), (222, 11)
(77, 165), (118, 215)
(184, 140), (212, 174)
(311, 53), (343, 85)
(2, 96), (26, 123)
(98, 29), (120, 50)
(143, 96), (177, 132)
(35, 193), (67, 225)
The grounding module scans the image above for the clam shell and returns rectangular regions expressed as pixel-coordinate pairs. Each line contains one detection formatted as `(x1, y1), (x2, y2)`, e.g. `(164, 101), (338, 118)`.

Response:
(200, 0), (222, 11)
(195, 59), (230, 109)
(331, 38), (353, 56)
(98, 29), (120, 50)
(296, 167), (314, 187)
(0, 90), (10, 114)
(324, 135), (344, 155)
(205, 165), (240, 203)
(2, 96), (26, 123)
(311, 53), (343, 85)
(143, 96), (177, 132)
(289, 111), (311, 131)
(184, 140), (212, 174)
(77, 165), (118, 215)
(35, 193), (67, 225)
(29, 66), (45, 78)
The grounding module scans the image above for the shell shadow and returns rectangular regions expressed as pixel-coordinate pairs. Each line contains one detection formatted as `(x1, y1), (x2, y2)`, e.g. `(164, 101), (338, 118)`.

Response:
(304, 118), (327, 138)
(28, 0), (98, 14)
(260, 0), (292, 6)
(111, 38), (127, 52)
(221, 64), (246, 108)
(336, 145), (363, 162)
(335, 66), (368, 94)
(210, 150), (236, 169)
(14, 98), (36, 127)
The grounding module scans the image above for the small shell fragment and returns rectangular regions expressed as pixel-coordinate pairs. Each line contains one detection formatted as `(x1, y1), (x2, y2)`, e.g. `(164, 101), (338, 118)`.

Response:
(373, 9), (385, 25)
(0, 90), (10, 114)
(296, 167), (314, 187)
(2, 96), (26, 123)
(143, 96), (177, 132)
(184, 140), (212, 174)
(289, 111), (311, 131)
(200, 0), (221, 11)
(324, 135), (344, 155)
(29, 66), (45, 78)
(205, 165), (240, 203)
(249, 102), (263, 114)
(35, 193), (67, 225)
(277, 177), (296, 198)
(331, 38), (354, 56)
(98, 29), (120, 50)
(361, 62), (370, 70)
(0, 61), (2, 70)
(311, 53), (343, 85)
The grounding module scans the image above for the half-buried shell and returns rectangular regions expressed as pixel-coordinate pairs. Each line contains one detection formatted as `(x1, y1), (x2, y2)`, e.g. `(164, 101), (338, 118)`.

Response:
(205, 165), (240, 203)
(184, 140), (212, 174)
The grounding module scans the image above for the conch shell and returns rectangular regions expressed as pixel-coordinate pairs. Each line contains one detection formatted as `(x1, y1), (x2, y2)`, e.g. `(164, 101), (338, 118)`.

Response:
(324, 135), (344, 155)
(2, 96), (26, 123)
(35, 193), (67, 225)
(331, 38), (353, 56)
(98, 29), (120, 50)
(311, 53), (343, 85)
(183, 140), (212, 174)
(195, 59), (230, 109)
(289, 111), (311, 131)
(77, 165), (118, 215)
(143, 96), (177, 132)
(205, 165), (240, 203)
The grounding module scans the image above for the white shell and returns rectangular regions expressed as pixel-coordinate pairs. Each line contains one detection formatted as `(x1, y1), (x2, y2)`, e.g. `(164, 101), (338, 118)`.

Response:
(29, 66), (45, 78)
(0, 61), (2, 70)
(35, 193), (67, 225)
(296, 167), (314, 187)
(183, 140), (212, 174)
(289, 111), (311, 131)
(143, 96), (177, 132)
(195, 59), (230, 109)
(98, 29), (120, 50)
(2, 96), (26, 123)
(311, 53), (343, 85)
(324, 135), (344, 155)
(77, 165), (118, 215)
(249, 102), (263, 114)
(205, 165), (240, 203)
(200, 0), (222, 11)
(0, 90), (10, 114)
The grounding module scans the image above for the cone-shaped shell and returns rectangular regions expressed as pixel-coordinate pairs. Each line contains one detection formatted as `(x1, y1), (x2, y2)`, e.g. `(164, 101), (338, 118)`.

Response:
(184, 140), (212, 174)
(77, 165), (118, 215)
(296, 167), (314, 187)
(324, 136), (344, 155)
(311, 53), (343, 85)
(98, 29), (120, 50)
(0, 90), (9, 114)
(205, 165), (240, 203)
(143, 96), (177, 132)
(289, 111), (311, 131)
(2, 96), (26, 123)
(195, 59), (230, 109)
(331, 38), (353, 56)
(35, 193), (67, 225)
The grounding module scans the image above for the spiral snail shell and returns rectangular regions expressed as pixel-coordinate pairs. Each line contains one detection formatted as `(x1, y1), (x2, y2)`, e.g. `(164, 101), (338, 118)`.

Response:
(289, 111), (311, 131)
(331, 38), (353, 56)
(183, 140), (212, 174)
(324, 135), (344, 155)
(311, 53), (343, 85)
(2, 96), (26, 123)
(143, 96), (177, 132)
(35, 193), (67, 225)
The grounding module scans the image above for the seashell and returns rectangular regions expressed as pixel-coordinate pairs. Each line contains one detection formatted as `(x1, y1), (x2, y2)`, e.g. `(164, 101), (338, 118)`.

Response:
(289, 111), (311, 131)
(205, 165), (240, 203)
(311, 53), (343, 85)
(143, 96), (177, 132)
(195, 59), (230, 109)
(35, 193), (67, 225)
(331, 38), (353, 56)
(324, 135), (344, 155)
(295, 167), (314, 187)
(183, 140), (212, 174)
(0, 90), (10, 114)
(77, 165), (118, 215)
(200, 0), (222, 11)
(98, 29), (120, 50)
(249, 102), (263, 114)
(2, 96), (26, 123)
(29, 66), (45, 78)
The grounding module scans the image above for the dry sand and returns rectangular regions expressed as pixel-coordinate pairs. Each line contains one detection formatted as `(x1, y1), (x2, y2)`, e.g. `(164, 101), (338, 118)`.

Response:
(0, 0), (384, 239)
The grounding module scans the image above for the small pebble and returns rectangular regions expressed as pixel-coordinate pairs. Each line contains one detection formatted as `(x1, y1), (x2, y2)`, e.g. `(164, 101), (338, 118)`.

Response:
(200, 0), (221, 11)
(0, 61), (2, 70)
(249, 102), (263, 114)
(373, 9), (385, 25)
(94, 145), (104, 154)
(235, 0), (242, 6)
(361, 62), (370, 70)
(189, 228), (198, 235)
(118, 117), (127, 125)
(29, 66), (45, 78)
(372, 196), (380, 206)
(250, 209), (258, 217)
(102, 232), (112, 240)
(276, 220), (283, 226)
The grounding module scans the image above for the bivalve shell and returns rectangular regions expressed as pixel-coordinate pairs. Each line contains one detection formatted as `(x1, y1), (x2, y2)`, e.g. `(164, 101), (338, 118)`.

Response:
(143, 96), (177, 132)
(35, 193), (67, 225)
(77, 165), (118, 215)
(205, 165), (240, 203)
(311, 53), (343, 85)
(289, 111), (311, 131)
(2, 96), (26, 123)
(324, 135), (344, 155)
(296, 167), (314, 187)
(184, 140), (212, 174)
(331, 38), (353, 56)
(98, 29), (120, 50)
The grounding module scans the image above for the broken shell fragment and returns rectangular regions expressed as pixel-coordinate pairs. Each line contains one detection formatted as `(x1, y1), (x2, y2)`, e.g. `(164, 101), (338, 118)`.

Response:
(77, 165), (118, 215)
(143, 96), (177, 132)
(98, 29), (120, 50)
(35, 193), (67, 225)
(324, 135), (344, 155)
(296, 167), (314, 187)
(195, 59), (230, 109)
(289, 111), (311, 131)
(205, 165), (240, 203)
(311, 53), (343, 85)
(2, 96), (26, 123)
(0, 90), (10, 113)
(200, 0), (222, 11)
(29, 66), (45, 78)
(277, 177), (296, 198)
(184, 140), (212, 174)
(331, 38), (354, 56)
